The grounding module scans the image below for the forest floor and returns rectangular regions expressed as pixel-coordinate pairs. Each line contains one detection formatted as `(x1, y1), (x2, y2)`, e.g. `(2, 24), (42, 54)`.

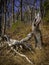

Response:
(0, 22), (49, 65)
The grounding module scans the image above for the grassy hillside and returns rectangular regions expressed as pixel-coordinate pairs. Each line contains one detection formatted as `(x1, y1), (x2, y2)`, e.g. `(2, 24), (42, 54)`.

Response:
(0, 22), (49, 65)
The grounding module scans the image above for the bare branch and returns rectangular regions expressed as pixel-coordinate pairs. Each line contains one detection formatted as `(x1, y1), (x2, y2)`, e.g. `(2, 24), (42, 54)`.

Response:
(10, 47), (33, 64)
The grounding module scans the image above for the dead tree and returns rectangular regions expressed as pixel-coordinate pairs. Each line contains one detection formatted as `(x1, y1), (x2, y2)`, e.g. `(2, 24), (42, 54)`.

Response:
(32, 12), (43, 49)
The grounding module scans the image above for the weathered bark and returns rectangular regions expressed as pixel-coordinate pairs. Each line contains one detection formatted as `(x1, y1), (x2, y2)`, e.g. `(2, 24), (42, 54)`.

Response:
(2, 33), (33, 53)
(32, 12), (42, 48)
(5, 32), (33, 47)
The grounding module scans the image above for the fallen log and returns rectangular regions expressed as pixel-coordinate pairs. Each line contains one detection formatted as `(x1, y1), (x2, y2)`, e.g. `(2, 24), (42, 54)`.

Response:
(4, 34), (34, 64)
(4, 32), (33, 47)
(2, 34), (34, 53)
(1, 32), (33, 47)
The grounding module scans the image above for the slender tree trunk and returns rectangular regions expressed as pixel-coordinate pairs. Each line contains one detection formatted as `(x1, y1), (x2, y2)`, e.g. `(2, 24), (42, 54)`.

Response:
(30, 7), (34, 22)
(0, 0), (3, 36)
(33, 0), (36, 19)
(40, 0), (43, 18)
(4, 0), (7, 34)
(7, 0), (10, 29)
(31, 9), (32, 22)
(17, 9), (20, 20)
(12, 0), (15, 23)
(20, 0), (23, 21)
(7, 11), (10, 28)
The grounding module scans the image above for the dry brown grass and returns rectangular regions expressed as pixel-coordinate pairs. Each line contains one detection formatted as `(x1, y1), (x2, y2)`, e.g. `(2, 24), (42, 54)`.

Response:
(0, 22), (49, 65)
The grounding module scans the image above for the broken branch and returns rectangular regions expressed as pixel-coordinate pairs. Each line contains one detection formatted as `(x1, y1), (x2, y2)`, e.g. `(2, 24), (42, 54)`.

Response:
(11, 47), (33, 64)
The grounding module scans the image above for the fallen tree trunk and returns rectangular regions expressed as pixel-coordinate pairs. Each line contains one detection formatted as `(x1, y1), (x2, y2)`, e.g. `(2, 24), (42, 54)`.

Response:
(1, 34), (34, 53)
(7, 32), (33, 46)
(5, 33), (34, 64)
